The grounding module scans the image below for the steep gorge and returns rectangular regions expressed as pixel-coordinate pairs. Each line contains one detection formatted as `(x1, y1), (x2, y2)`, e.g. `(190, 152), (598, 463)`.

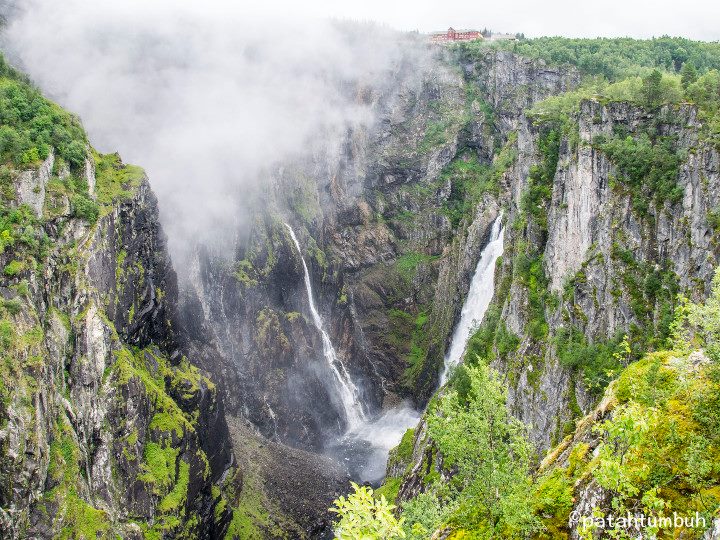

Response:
(1, 33), (720, 539)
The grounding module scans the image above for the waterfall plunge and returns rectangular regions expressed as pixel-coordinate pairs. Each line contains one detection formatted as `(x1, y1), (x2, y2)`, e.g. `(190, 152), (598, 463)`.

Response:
(285, 223), (419, 483)
(440, 215), (505, 385)
(284, 223), (366, 429)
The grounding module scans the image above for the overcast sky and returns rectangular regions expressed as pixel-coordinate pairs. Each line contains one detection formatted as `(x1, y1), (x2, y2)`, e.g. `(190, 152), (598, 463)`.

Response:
(246, 0), (719, 40)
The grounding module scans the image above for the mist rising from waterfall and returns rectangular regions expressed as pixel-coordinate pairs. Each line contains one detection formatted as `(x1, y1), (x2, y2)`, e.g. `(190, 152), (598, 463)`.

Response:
(0, 0), (431, 266)
(0, 1), (438, 483)
(286, 222), (420, 480)
(441, 215), (505, 384)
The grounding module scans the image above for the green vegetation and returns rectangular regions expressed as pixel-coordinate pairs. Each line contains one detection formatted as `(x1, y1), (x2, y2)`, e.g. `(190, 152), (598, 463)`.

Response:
(386, 306), (431, 389)
(0, 53), (87, 169)
(595, 131), (683, 216)
(113, 347), (196, 439)
(418, 120), (449, 153)
(476, 37), (720, 80)
(421, 362), (539, 538)
(479, 37), (720, 148)
(0, 202), (47, 261)
(3, 259), (24, 276)
(555, 328), (628, 396)
(71, 192), (99, 222)
(441, 138), (516, 229)
(416, 98), (468, 154)
(459, 304), (520, 373)
(39, 415), (112, 539)
(349, 362), (539, 539)
(222, 457), (281, 540)
(338, 267), (720, 539)
(683, 265), (720, 362)
(522, 127), (560, 231)
(138, 441), (181, 489)
(158, 459), (191, 513)
(545, 342), (720, 540)
(288, 174), (321, 225)
(376, 428), (416, 503)
(330, 483), (406, 539)
(93, 151), (145, 212)
(395, 252), (438, 280)
(610, 242), (680, 344)
(111, 345), (221, 536)
(233, 259), (259, 286)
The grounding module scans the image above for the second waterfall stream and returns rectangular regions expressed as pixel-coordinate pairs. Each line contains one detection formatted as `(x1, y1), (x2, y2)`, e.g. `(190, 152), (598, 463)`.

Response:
(440, 214), (505, 385)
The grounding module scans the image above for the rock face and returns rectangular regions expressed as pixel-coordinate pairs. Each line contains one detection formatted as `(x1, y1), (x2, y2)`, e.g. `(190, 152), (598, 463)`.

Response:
(391, 49), (720, 507)
(0, 156), (235, 537)
(500, 100), (720, 450)
(185, 46), (585, 458)
(178, 44), (471, 450)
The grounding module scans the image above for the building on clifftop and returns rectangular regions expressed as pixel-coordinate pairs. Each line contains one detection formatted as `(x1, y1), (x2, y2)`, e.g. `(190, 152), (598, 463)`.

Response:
(429, 27), (483, 43)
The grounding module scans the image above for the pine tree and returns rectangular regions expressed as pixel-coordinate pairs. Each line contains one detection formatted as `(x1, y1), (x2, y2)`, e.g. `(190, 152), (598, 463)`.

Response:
(642, 69), (664, 109)
(681, 61), (699, 88)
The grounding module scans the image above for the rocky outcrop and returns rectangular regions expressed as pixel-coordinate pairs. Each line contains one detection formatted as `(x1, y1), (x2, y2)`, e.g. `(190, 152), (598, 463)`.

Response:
(500, 100), (720, 450)
(14, 149), (53, 216)
(0, 155), (235, 538)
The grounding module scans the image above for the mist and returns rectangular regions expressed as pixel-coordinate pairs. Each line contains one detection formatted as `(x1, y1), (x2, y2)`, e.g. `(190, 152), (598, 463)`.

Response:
(1, 0), (427, 263)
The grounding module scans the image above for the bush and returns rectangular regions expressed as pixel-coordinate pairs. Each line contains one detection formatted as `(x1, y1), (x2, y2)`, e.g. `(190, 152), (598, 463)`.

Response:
(4, 259), (24, 276)
(0, 70), (87, 169)
(594, 132), (682, 215)
(555, 328), (625, 395)
(423, 363), (540, 537)
(64, 140), (87, 167)
(71, 194), (99, 223)
(329, 483), (406, 540)
(687, 267), (720, 361)
(1, 299), (22, 315)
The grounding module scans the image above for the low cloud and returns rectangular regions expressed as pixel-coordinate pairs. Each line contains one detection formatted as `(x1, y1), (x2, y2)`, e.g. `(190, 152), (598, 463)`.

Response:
(1, 0), (427, 262)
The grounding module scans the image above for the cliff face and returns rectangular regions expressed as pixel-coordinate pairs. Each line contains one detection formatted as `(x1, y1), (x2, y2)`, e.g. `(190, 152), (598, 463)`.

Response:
(179, 44), (471, 448)
(0, 145), (235, 537)
(390, 49), (720, 507)
(507, 100), (720, 450)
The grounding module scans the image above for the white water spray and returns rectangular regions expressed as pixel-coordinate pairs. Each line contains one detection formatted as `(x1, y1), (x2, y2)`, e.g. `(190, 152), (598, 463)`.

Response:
(284, 223), (366, 429)
(440, 215), (505, 385)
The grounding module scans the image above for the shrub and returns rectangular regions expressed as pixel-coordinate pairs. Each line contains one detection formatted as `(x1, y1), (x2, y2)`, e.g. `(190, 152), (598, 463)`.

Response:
(71, 194), (99, 223)
(594, 132), (682, 215)
(687, 267), (720, 361)
(0, 68), (87, 169)
(4, 259), (24, 276)
(423, 363), (540, 537)
(330, 483), (406, 539)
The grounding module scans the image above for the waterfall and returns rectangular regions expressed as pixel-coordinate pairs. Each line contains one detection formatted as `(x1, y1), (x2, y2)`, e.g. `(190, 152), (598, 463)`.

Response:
(440, 215), (505, 384)
(285, 224), (421, 483)
(284, 223), (366, 429)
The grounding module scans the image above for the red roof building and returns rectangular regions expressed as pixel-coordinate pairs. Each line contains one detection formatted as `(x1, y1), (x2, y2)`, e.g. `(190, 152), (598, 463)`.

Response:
(430, 27), (484, 43)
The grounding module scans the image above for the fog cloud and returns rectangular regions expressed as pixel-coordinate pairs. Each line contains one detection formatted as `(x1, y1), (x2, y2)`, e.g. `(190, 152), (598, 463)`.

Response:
(2, 0), (425, 261)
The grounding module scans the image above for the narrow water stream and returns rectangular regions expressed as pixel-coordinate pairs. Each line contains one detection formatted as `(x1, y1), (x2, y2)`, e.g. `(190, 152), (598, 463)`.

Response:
(285, 223), (366, 428)
(285, 223), (418, 483)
